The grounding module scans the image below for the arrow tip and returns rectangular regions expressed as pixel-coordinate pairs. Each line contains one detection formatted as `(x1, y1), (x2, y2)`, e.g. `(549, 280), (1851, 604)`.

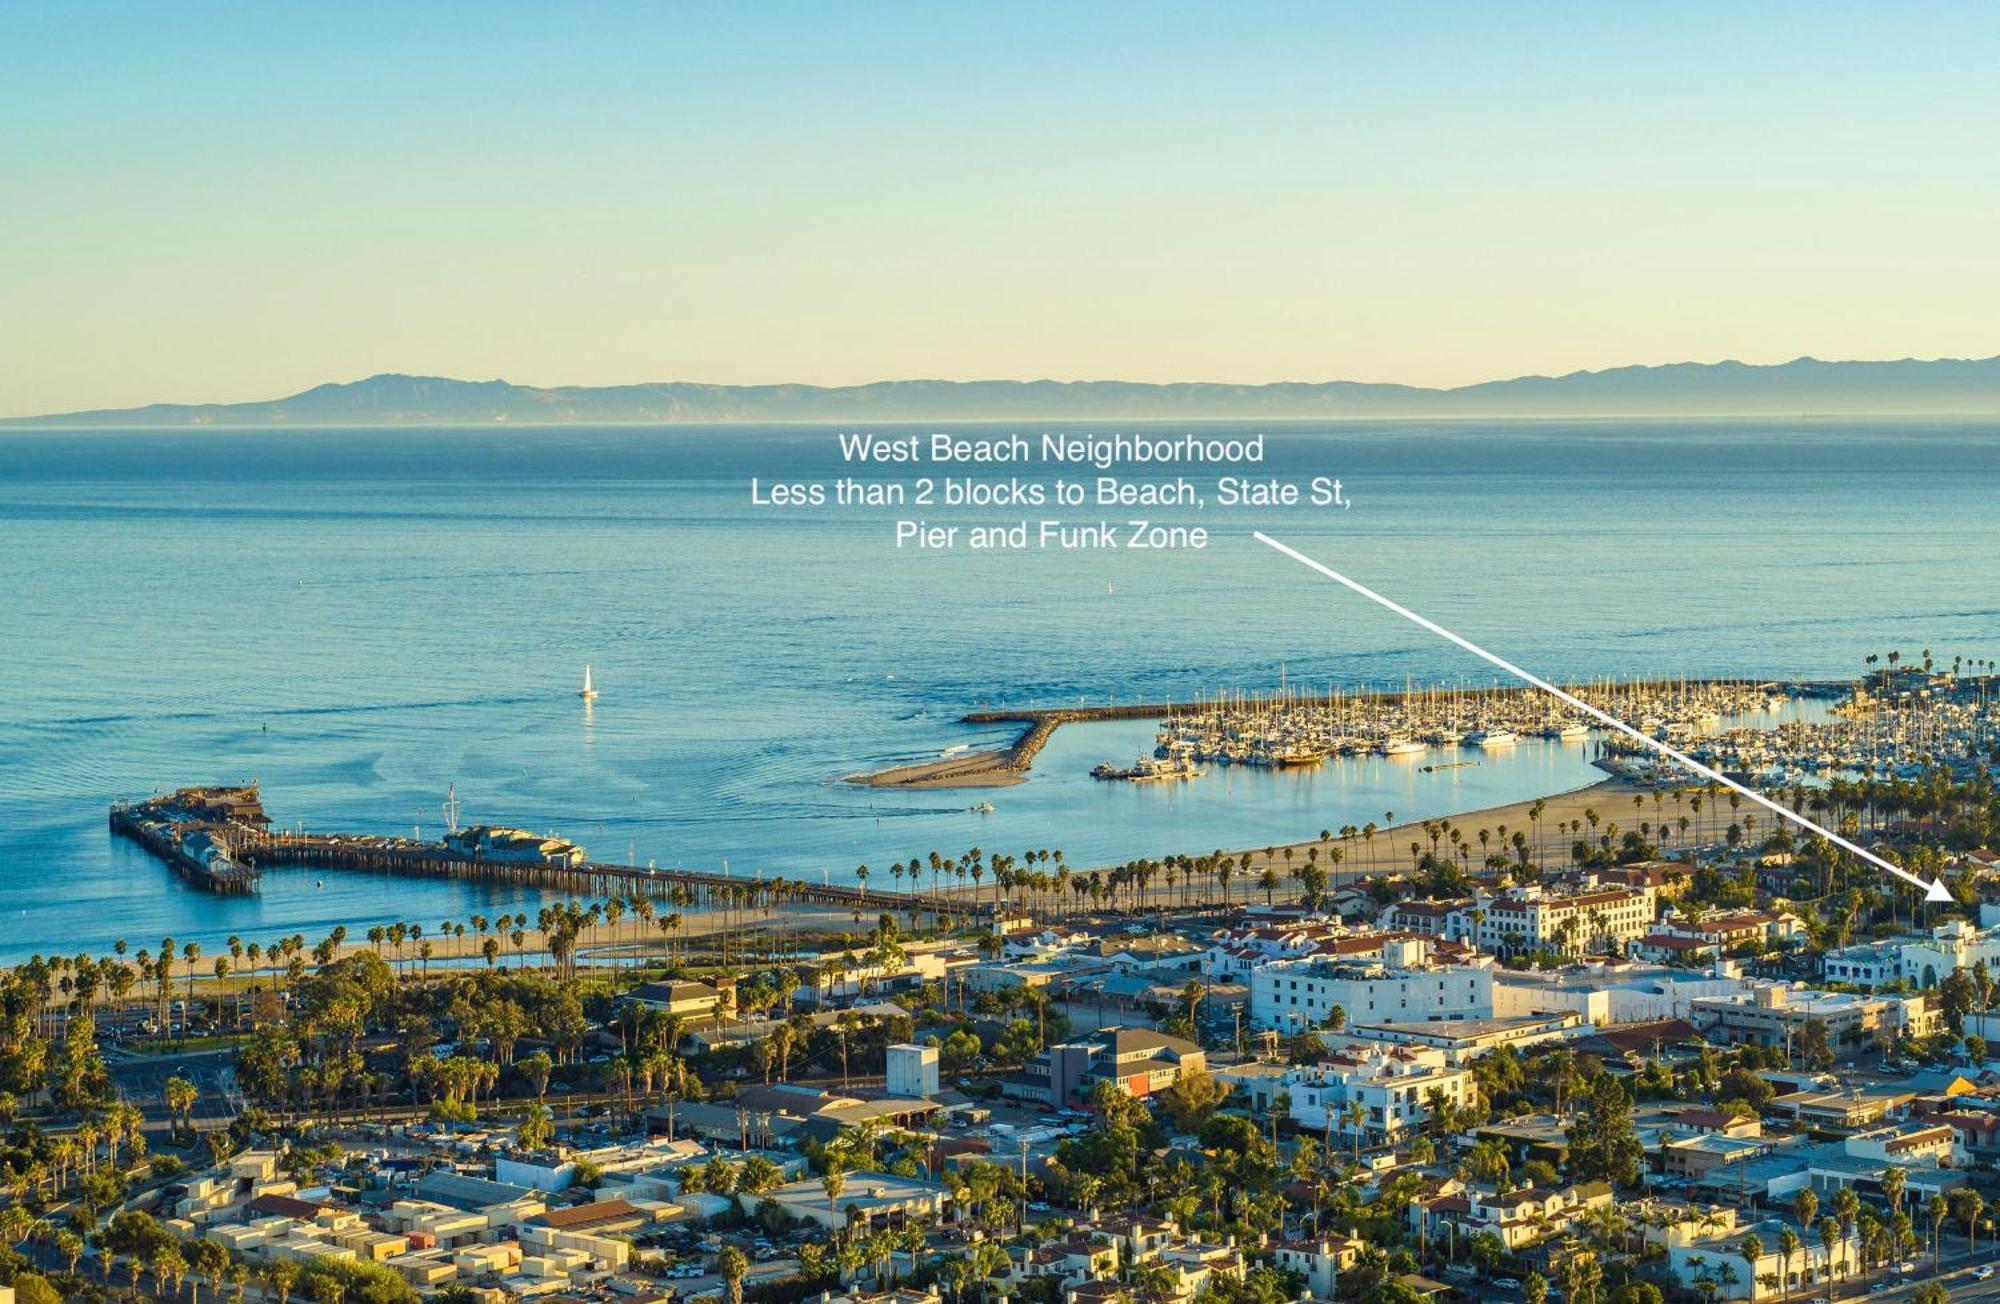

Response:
(1926, 877), (1954, 903)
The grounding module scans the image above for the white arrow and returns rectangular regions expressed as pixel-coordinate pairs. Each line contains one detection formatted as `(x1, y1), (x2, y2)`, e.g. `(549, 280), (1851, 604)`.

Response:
(1253, 531), (1950, 903)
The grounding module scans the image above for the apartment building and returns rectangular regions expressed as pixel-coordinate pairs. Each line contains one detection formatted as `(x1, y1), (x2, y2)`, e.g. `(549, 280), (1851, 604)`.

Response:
(1282, 1042), (1476, 1143)
(1249, 937), (1493, 1032)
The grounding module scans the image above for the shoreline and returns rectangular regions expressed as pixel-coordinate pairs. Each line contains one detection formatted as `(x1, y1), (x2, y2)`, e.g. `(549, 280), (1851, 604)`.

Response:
(7, 771), (1664, 970)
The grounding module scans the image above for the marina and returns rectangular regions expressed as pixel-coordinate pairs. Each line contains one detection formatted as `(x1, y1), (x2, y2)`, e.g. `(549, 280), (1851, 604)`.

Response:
(1659, 671), (2000, 787)
(1146, 676), (1790, 771)
(856, 678), (1797, 789)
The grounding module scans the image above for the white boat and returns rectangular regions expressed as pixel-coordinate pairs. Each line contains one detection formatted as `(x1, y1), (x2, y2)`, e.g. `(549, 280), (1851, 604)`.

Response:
(1466, 728), (1519, 748)
(1380, 737), (1427, 756)
(1545, 722), (1590, 740)
(1095, 753), (1202, 782)
(579, 665), (599, 700)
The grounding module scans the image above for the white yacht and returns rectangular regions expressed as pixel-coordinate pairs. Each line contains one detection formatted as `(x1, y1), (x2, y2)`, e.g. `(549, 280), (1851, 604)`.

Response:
(579, 665), (599, 700)
(1465, 728), (1519, 748)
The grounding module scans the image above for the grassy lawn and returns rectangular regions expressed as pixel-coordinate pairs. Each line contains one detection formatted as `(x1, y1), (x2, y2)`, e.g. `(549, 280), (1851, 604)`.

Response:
(131, 1032), (253, 1055)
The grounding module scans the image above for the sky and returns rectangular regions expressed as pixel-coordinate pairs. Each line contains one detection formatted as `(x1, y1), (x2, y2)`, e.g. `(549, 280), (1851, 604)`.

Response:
(3, 2), (1999, 417)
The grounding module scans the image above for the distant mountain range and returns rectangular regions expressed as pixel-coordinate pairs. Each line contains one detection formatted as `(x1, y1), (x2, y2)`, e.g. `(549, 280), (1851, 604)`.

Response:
(13, 355), (2000, 424)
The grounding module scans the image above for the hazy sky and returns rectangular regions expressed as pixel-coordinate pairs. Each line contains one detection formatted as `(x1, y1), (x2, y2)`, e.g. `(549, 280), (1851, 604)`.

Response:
(4, 2), (1998, 416)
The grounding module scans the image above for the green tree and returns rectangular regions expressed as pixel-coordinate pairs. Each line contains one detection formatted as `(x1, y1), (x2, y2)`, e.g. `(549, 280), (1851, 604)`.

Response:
(516, 1100), (554, 1151)
(1565, 1075), (1642, 1186)
(267, 1259), (301, 1304)
(1158, 1067), (1230, 1133)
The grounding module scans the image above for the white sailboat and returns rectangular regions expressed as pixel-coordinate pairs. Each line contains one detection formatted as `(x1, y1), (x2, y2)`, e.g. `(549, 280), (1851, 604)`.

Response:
(579, 665), (599, 700)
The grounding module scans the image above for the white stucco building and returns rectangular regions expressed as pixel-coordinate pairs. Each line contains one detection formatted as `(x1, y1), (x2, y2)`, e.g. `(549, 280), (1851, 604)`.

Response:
(1822, 919), (2000, 991)
(1249, 938), (1493, 1032)
(1282, 1042), (1476, 1143)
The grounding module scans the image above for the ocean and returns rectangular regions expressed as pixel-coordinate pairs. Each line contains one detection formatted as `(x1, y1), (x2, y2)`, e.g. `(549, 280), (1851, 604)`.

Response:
(2, 419), (1997, 964)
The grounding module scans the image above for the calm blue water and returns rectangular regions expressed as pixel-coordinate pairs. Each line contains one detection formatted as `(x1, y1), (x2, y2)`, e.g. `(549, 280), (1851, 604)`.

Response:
(2, 419), (1998, 963)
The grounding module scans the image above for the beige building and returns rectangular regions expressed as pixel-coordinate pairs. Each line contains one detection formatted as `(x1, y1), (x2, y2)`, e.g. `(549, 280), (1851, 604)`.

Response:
(1478, 885), (1655, 957)
(622, 978), (735, 1020)
(1410, 1179), (1613, 1252)
(1689, 984), (1936, 1059)
(1640, 1204), (1857, 1302)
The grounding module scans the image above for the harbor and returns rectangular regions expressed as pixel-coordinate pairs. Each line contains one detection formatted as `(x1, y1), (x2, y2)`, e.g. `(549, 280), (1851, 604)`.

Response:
(1147, 675), (1790, 770)
(1671, 674), (2000, 786)
(857, 676), (1806, 790)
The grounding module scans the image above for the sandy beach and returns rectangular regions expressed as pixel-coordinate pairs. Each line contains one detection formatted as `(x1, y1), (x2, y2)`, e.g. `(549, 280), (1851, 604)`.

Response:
(1224, 775), (1656, 884)
(1046, 773), (1692, 911)
(847, 748), (1027, 789)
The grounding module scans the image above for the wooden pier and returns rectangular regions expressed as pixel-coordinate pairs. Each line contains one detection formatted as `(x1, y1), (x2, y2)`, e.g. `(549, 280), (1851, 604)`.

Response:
(111, 786), (959, 915)
(109, 802), (260, 894)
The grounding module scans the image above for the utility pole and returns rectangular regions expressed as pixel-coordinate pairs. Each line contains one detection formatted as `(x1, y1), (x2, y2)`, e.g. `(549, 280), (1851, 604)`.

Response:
(1018, 1137), (1030, 1230)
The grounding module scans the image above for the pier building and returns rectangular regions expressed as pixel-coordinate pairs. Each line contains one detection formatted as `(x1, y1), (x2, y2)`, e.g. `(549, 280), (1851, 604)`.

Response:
(442, 825), (587, 868)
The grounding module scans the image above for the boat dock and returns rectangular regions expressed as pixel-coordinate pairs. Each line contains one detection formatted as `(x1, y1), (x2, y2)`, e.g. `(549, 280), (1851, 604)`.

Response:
(110, 785), (949, 914)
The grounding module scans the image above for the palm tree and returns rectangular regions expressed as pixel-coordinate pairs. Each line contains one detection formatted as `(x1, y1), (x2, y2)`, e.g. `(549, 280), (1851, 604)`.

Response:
(1818, 1216), (1843, 1285)
(164, 1073), (198, 1139)
(1343, 1099), (1366, 1162)
(718, 1245), (749, 1304)
(153, 1243), (188, 1300)
(1739, 1234), (1764, 1291)
(1880, 1165), (1906, 1217)
(55, 1227), (83, 1276)
(1951, 1187), (1985, 1255)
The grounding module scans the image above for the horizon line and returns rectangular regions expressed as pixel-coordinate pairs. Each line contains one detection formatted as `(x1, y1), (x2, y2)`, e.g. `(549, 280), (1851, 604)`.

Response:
(12, 348), (2000, 424)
